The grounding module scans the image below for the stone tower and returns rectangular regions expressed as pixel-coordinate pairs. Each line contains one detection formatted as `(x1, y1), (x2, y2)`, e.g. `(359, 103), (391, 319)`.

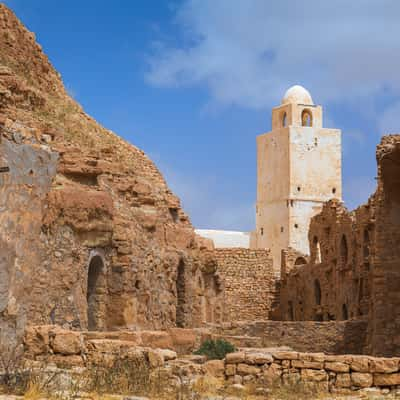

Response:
(253, 85), (342, 272)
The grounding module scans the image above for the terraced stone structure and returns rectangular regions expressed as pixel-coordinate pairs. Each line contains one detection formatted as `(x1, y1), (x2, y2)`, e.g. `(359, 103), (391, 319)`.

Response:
(0, 4), (223, 346)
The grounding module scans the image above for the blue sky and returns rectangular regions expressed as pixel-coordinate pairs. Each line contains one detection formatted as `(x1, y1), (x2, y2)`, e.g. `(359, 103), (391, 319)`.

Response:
(5, 0), (400, 231)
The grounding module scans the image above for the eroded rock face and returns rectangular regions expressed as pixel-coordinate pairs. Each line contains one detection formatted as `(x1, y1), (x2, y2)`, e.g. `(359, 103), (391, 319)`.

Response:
(0, 4), (224, 344)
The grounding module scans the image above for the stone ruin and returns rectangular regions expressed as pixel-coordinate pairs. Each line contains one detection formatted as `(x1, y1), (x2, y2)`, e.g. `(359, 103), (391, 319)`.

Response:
(1, 3), (400, 397)
(0, 3), (223, 346)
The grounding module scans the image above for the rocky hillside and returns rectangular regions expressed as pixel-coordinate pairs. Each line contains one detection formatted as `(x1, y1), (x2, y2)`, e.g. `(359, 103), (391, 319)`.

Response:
(0, 4), (223, 343)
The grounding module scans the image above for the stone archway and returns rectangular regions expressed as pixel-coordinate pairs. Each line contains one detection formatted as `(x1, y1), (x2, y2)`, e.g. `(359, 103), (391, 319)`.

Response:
(87, 254), (106, 331)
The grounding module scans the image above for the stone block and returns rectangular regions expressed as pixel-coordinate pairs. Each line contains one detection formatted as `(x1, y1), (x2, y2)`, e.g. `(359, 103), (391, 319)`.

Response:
(225, 363), (236, 376)
(140, 331), (173, 350)
(351, 372), (373, 388)
(245, 351), (273, 365)
(350, 356), (370, 372)
(374, 373), (400, 386)
(24, 325), (51, 356)
(299, 352), (325, 363)
(263, 363), (282, 384)
(204, 359), (225, 378)
(370, 357), (399, 373)
(167, 328), (197, 354)
(237, 363), (260, 376)
(335, 373), (351, 388)
(158, 349), (177, 361)
(147, 349), (164, 368)
(292, 360), (324, 370)
(52, 331), (83, 355)
(272, 351), (299, 360)
(225, 352), (245, 364)
(301, 369), (327, 382)
(325, 361), (349, 373)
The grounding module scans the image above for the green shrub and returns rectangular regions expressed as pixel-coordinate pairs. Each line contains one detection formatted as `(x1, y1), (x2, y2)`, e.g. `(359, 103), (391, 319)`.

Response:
(194, 339), (236, 360)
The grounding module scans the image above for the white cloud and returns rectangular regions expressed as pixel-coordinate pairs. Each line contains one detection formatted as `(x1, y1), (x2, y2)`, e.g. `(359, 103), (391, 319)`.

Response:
(146, 0), (400, 110)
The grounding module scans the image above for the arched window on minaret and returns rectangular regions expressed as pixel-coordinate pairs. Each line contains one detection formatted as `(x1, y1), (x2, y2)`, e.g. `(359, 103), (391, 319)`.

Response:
(282, 112), (287, 127)
(301, 109), (313, 127)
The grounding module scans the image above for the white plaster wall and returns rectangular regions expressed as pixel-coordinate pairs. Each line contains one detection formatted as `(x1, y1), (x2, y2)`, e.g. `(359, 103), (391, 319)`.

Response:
(195, 229), (251, 248)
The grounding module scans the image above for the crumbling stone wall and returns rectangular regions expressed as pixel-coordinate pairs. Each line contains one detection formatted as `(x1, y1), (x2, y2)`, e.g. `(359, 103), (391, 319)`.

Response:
(214, 248), (277, 321)
(279, 135), (400, 357)
(279, 198), (374, 323)
(0, 4), (223, 345)
(208, 320), (368, 354)
(368, 135), (400, 356)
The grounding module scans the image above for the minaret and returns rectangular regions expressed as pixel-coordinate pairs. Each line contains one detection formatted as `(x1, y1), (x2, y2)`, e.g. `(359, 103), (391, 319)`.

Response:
(253, 85), (342, 273)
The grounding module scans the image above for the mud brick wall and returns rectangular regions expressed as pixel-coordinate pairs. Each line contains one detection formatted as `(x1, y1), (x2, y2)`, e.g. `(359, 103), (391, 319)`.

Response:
(214, 249), (277, 321)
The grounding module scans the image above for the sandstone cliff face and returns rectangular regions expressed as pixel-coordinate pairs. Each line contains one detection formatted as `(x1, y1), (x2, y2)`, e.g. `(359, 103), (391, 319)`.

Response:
(0, 4), (223, 343)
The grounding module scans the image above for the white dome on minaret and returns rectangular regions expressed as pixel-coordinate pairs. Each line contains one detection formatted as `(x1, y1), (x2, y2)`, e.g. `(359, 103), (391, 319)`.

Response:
(281, 85), (313, 105)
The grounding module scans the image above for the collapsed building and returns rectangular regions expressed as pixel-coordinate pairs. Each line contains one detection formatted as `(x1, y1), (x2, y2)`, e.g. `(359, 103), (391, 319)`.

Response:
(0, 3), (399, 363)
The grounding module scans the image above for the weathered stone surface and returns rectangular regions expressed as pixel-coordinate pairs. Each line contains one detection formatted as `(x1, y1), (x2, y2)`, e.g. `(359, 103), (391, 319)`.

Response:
(225, 363), (236, 376)
(140, 331), (174, 350)
(272, 351), (299, 360)
(369, 357), (399, 373)
(147, 349), (164, 368)
(263, 363), (282, 383)
(204, 360), (225, 378)
(245, 351), (273, 365)
(325, 361), (349, 373)
(300, 368), (327, 382)
(292, 359), (323, 369)
(52, 331), (83, 355)
(236, 363), (260, 376)
(374, 373), (400, 386)
(225, 352), (245, 364)
(350, 356), (370, 372)
(336, 373), (351, 388)
(167, 328), (197, 354)
(351, 372), (373, 388)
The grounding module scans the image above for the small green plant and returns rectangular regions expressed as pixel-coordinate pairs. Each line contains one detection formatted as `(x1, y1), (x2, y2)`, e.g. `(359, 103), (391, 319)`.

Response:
(193, 338), (236, 360)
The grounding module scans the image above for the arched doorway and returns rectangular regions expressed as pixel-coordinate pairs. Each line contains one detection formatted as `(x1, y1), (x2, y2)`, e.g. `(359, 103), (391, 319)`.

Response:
(87, 255), (105, 331)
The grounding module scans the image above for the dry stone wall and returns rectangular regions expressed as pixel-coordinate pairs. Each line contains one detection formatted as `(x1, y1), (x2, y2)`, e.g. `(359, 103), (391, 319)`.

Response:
(214, 249), (277, 321)
(207, 320), (368, 355)
(22, 326), (400, 396)
(224, 349), (400, 394)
